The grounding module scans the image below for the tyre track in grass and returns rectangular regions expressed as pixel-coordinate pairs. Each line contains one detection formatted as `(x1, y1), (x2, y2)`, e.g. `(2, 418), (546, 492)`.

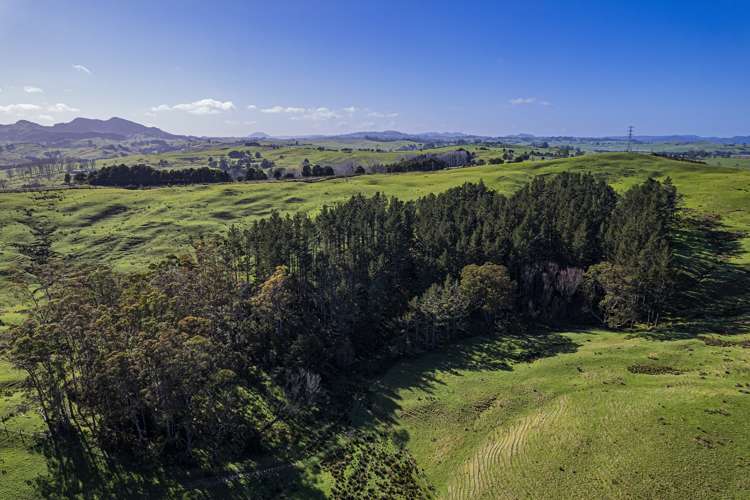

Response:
(445, 396), (568, 500)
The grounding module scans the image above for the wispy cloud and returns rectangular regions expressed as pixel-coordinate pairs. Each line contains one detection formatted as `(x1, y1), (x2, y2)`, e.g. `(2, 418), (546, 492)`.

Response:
(23, 86), (44, 94)
(261, 105), (306, 114)
(72, 64), (92, 75)
(509, 97), (551, 106)
(367, 111), (399, 118)
(37, 114), (55, 122)
(509, 97), (536, 105)
(47, 103), (80, 113)
(247, 104), (257, 110)
(290, 107), (341, 121)
(0, 103), (42, 114)
(257, 104), (399, 123)
(224, 119), (259, 126)
(151, 98), (235, 115)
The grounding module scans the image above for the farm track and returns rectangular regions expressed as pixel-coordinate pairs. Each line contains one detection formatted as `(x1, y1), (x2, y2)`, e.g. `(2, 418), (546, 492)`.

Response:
(445, 396), (568, 500)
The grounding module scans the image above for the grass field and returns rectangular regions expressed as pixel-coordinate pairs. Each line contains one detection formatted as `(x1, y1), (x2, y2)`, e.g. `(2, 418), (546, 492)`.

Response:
(705, 157), (750, 170)
(1, 152), (749, 498)
(0, 142), (549, 190)
(2, 153), (748, 310)
(360, 330), (750, 499)
(95, 143), (544, 174)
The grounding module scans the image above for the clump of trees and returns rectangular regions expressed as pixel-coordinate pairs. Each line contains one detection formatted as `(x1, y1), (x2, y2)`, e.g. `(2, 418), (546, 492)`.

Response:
(244, 167), (268, 180)
(385, 155), (449, 173)
(584, 178), (677, 326)
(86, 164), (231, 187)
(381, 149), (474, 173)
(300, 159), (335, 177)
(7, 173), (678, 466)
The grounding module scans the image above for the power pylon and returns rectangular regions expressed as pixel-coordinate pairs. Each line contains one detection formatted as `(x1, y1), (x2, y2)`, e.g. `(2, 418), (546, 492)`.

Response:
(627, 126), (634, 152)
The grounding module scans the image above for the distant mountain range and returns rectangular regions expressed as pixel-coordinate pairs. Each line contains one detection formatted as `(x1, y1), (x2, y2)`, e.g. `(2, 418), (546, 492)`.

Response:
(273, 130), (481, 142)
(262, 130), (750, 145)
(604, 135), (750, 145)
(0, 117), (183, 143)
(2, 117), (748, 146)
(335, 130), (475, 142)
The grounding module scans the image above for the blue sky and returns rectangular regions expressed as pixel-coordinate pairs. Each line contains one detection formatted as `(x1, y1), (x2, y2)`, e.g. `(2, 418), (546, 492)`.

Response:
(0, 0), (748, 137)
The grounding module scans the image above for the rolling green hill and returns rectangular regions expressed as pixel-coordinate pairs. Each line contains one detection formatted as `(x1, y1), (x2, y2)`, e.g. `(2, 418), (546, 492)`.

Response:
(360, 329), (750, 499)
(1, 152), (749, 498)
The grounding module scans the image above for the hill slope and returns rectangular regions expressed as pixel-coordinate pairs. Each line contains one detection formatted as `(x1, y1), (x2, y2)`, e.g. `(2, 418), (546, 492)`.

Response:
(0, 153), (748, 300)
(0, 152), (749, 498)
(0, 117), (182, 142)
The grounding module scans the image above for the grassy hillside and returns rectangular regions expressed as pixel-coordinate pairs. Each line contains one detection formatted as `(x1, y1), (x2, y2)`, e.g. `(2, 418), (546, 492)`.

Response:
(2, 153), (748, 308)
(0, 141), (547, 190)
(96, 143), (543, 174)
(1, 152), (749, 498)
(360, 330), (750, 499)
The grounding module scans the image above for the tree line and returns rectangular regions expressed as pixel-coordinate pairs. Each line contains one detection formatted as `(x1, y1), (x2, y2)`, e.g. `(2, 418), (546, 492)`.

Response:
(84, 164), (232, 187)
(7, 173), (677, 465)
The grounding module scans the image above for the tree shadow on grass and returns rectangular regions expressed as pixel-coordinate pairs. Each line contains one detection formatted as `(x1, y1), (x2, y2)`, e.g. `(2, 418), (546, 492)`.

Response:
(30, 431), (325, 499)
(355, 332), (578, 428)
(645, 210), (750, 341)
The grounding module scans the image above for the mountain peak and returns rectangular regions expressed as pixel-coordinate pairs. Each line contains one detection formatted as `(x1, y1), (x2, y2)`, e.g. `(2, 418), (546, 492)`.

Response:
(0, 116), (182, 142)
(248, 131), (271, 139)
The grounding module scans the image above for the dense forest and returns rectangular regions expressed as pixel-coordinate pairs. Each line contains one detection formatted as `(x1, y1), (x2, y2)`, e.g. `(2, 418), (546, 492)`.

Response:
(84, 164), (232, 186)
(8, 173), (677, 470)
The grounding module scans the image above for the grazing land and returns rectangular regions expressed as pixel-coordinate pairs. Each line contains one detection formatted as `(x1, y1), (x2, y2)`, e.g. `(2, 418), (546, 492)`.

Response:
(2, 153), (749, 312)
(1, 152), (749, 499)
(361, 330), (750, 499)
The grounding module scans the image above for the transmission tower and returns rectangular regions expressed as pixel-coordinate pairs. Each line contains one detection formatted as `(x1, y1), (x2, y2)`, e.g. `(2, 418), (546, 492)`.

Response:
(627, 125), (634, 152)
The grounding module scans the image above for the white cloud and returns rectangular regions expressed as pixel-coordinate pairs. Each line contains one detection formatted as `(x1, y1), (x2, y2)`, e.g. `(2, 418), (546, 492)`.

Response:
(260, 106), (283, 113)
(37, 114), (55, 122)
(509, 97), (536, 105)
(247, 104), (257, 110)
(259, 105), (395, 121)
(509, 97), (551, 106)
(261, 105), (306, 114)
(151, 98), (235, 115)
(367, 111), (399, 118)
(173, 98), (235, 115)
(256, 104), (397, 123)
(0, 103), (42, 114)
(144, 111), (157, 118)
(72, 64), (92, 75)
(23, 86), (44, 94)
(290, 107), (341, 121)
(47, 103), (80, 113)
